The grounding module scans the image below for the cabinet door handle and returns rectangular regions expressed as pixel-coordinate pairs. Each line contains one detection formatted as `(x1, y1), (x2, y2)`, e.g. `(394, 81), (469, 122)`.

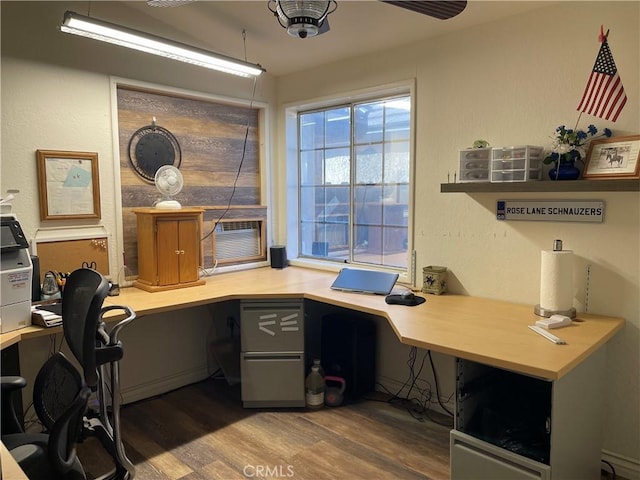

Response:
(175, 250), (180, 255)
(180, 250), (185, 255)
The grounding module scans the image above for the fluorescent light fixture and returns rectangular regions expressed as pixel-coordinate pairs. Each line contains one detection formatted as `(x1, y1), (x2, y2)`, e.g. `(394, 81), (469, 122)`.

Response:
(60, 11), (265, 78)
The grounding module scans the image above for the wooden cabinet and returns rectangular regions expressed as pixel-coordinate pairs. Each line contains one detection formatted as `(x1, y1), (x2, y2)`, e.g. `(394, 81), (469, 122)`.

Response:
(133, 208), (205, 292)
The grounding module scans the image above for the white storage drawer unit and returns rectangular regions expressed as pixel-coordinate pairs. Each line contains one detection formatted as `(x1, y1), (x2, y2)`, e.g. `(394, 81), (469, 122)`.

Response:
(458, 148), (491, 182)
(240, 300), (305, 408)
(490, 145), (543, 182)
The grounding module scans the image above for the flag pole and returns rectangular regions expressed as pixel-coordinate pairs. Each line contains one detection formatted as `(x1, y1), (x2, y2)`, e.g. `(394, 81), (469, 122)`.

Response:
(575, 25), (605, 131)
(576, 25), (626, 122)
(573, 112), (583, 131)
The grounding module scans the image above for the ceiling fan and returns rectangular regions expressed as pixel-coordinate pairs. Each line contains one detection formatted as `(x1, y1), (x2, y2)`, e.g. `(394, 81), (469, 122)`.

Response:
(268, 1), (467, 39)
(381, 1), (467, 20)
(146, 1), (467, 39)
(146, 0), (195, 6)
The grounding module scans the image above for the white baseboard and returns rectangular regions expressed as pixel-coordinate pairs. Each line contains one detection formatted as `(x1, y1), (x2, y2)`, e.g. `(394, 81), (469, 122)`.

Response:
(120, 366), (210, 405)
(602, 450), (640, 480)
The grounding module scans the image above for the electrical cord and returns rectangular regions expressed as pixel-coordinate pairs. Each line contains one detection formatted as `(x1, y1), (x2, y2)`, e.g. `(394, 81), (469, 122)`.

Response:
(377, 346), (454, 426)
(199, 75), (259, 274)
(116, 262), (133, 287)
(209, 368), (225, 380)
(200, 28), (259, 253)
(427, 350), (454, 417)
(200, 96), (253, 243)
(21, 402), (41, 432)
(199, 259), (218, 278)
(402, 348), (434, 420)
(601, 459), (616, 479)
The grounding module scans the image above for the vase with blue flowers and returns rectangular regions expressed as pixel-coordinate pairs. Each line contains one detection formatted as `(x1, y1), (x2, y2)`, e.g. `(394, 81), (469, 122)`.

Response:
(544, 124), (612, 180)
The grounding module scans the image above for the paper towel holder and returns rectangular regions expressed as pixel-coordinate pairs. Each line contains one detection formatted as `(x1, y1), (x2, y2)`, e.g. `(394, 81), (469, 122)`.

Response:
(534, 304), (576, 319)
(534, 239), (576, 319)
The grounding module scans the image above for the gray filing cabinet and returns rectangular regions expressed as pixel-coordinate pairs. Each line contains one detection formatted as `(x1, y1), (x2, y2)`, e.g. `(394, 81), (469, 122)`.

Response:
(240, 300), (305, 408)
(451, 349), (606, 480)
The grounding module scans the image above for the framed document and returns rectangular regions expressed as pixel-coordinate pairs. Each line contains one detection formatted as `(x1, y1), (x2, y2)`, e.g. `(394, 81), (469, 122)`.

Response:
(36, 150), (101, 220)
(583, 135), (640, 180)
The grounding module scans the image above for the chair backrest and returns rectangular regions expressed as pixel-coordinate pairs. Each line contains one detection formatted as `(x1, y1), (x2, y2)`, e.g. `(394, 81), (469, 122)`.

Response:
(32, 352), (91, 475)
(62, 268), (110, 388)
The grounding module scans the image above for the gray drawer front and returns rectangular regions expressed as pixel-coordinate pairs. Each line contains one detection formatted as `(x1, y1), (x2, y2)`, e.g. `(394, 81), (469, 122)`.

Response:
(241, 353), (305, 407)
(241, 301), (303, 352)
(450, 430), (550, 480)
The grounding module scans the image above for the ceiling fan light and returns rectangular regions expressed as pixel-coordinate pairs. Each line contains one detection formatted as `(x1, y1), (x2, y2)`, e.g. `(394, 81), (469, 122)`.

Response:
(286, 18), (320, 38)
(278, 0), (332, 19)
(269, 0), (337, 38)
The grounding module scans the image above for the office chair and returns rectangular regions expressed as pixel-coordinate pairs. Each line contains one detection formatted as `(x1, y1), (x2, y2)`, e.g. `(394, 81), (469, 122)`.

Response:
(1, 352), (91, 479)
(61, 267), (137, 480)
(1, 268), (137, 480)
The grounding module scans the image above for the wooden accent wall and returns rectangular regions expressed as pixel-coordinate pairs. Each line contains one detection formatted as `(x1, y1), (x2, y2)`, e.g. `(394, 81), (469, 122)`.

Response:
(117, 86), (264, 275)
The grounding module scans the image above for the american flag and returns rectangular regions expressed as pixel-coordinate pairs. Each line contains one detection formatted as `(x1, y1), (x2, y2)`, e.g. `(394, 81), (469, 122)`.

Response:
(576, 33), (627, 122)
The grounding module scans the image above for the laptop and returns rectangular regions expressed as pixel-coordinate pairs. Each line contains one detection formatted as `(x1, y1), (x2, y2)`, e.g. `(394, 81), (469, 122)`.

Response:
(330, 268), (399, 295)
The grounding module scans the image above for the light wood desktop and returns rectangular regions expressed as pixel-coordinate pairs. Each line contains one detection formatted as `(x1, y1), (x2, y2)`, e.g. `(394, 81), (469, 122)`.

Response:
(2, 266), (623, 381)
(0, 266), (625, 479)
(1, 441), (28, 480)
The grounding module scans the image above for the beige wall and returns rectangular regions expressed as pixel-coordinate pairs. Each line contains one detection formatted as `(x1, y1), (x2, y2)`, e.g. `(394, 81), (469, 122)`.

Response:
(2, 1), (638, 476)
(274, 1), (640, 474)
(0, 0), (278, 443)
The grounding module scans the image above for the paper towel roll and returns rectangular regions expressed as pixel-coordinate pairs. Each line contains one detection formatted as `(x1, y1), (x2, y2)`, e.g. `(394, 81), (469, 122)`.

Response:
(540, 249), (574, 311)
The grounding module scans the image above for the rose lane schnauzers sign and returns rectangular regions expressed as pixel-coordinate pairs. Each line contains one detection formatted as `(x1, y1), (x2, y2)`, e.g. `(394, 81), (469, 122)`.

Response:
(497, 200), (605, 223)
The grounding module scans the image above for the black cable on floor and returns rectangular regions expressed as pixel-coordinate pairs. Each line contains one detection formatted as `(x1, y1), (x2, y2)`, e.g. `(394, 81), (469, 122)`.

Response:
(601, 459), (616, 479)
(376, 347), (454, 426)
(427, 350), (454, 417)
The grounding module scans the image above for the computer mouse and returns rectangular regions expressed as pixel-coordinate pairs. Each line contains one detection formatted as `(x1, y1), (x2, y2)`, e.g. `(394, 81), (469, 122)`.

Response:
(385, 291), (425, 306)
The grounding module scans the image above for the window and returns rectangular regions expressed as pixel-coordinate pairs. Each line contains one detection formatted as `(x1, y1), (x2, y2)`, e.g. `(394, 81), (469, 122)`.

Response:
(297, 93), (412, 271)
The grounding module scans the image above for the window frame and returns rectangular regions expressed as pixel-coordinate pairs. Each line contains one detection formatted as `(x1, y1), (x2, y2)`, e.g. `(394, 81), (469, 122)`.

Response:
(283, 81), (416, 283)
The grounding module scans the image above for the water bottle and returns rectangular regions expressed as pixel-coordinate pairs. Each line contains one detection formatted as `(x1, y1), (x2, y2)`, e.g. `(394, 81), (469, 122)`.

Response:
(312, 358), (325, 377)
(305, 365), (325, 409)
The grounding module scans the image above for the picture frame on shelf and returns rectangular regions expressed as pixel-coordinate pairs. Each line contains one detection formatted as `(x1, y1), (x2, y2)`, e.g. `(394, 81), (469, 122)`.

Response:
(583, 135), (640, 180)
(36, 150), (101, 220)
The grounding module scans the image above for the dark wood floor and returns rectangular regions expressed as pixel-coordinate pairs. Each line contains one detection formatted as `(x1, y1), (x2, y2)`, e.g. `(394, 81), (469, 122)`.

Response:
(77, 379), (623, 480)
(77, 378), (453, 479)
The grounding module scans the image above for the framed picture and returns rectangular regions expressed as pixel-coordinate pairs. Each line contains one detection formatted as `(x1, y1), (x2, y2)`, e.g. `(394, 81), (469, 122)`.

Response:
(583, 135), (640, 180)
(36, 150), (101, 220)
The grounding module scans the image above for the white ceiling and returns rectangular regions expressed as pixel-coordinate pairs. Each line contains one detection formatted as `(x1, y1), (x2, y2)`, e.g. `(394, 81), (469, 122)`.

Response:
(92, 1), (555, 77)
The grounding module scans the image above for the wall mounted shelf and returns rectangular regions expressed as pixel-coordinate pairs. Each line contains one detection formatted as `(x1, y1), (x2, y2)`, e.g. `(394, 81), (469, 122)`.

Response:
(440, 179), (639, 193)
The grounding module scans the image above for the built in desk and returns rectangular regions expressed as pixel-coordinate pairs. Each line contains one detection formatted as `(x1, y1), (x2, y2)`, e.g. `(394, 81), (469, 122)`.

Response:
(1, 441), (28, 479)
(0, 266), (625, 479)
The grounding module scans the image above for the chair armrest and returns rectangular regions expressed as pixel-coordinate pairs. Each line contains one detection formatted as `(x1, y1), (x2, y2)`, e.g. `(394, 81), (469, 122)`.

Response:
(94, 305), (136, 365)
(98, 305), (136, 344)
(1, 376), (27, 435)
(1, 376), (27, 393)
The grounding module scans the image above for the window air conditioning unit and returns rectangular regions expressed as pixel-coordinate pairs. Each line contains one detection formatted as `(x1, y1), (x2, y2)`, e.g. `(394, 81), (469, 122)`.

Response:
(213, 220), (265, 264)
